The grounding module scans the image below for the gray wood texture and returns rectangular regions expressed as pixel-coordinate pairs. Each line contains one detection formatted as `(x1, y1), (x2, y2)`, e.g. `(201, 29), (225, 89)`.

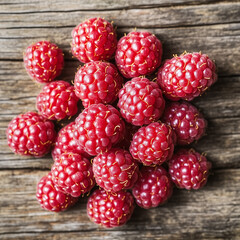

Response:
(0, 0), (240, 239)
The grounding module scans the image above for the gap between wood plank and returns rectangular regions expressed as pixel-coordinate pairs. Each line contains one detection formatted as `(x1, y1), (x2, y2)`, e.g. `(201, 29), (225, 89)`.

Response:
(1, 20), (240, 30)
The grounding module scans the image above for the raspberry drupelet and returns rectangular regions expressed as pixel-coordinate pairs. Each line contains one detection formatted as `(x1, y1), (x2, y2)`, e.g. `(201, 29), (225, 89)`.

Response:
(168, 148), (211, 190)
(115, 31), (162, 78)
(157, 52), (217, 101)
(130, 122), (175, 166)
(52, 122), (89, 160)
(162, 101), (207, 145)
(36, 80), (79, 121)
(51, 152), (95, 197)
(118, 77), (165, 126)
(6, 112), (56, 157)
(132, 166), (173, 209)
(74, 61), (123, 108)
(71, 18), (117, 63)
(36, 172), (78, 212)
(87, 189), (135, 228)
(74, 103), (125, 156)
(93, 148), (139, 192)
(24, 41), (64, 83)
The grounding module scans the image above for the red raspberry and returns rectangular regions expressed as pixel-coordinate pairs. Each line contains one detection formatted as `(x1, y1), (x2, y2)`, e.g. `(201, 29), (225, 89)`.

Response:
(51, 152), (95, 197)
(168, 149), (212, 190)
(52, 122), (89, 160)
(6, 112), (56, 157)
(132, 166), (173, 209)
(115, 31), (162, 78)
(118, 77), (165, 126)
(36, 172), (77, 212)
(157, 52), (217, 101)
(36, 80), (79, 121)
(23, 41), (64, 83)
(130, 122), (175, 166)
(74, 103), (125, 156)
(93, 148), (139, 192)
(74, 61), (123, 108)
(71, 18), (117, 63)
(162, 101), (207, 145)
(87, 189), (135, 228)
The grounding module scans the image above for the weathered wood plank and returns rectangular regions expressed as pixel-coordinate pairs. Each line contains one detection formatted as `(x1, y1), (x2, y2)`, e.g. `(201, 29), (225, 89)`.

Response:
(1, 117), (240, 169)
(1, 229), (238, 240)
(0, 168), (239, 239)
(0, 0), (224, 13)
(1, 23), (239, 76)
(0, 61), (239, 169)
(1, 62), (239, 119)
(1, 2), (240, 29)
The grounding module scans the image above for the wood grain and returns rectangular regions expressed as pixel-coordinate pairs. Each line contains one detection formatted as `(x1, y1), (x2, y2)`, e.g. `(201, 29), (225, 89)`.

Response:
(0, 0), (230, 12)
(1, 1), (240, 28)
(1, 23), (239, 75)
(0, 168), (239, 239)
(0, 62), (239, 169)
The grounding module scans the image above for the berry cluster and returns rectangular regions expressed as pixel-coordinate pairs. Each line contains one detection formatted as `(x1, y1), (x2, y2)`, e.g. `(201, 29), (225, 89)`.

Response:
(6, 17), (216, 228)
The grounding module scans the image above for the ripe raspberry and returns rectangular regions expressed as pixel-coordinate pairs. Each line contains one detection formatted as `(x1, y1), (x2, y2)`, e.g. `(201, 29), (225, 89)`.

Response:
(115, 31), (162, 78)
(36, 172), (77, 212)
(51, 152), (95, 197)
(118, 77), (165, 126)
(23, 41), (64, 83)
(93, 148), (139, 192)
(132, 166), (173, 209)
(157, 52), (217, 101)
(87, 189), (135, 228)
(168, 149), (211, 190)
(36, 80), (79, 121)
(130, 122), (175, 166)
(74, 61), (123, 108)
(52, 122), (89, 160)
(71, 18), (117, 63)
(74, 103), (125, 156)
(162, 101), (207, 145)
(6, 112), (56, 157)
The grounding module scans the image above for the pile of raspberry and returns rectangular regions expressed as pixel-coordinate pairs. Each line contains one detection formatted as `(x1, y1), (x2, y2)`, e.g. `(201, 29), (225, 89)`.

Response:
(6, 17), (216, 228)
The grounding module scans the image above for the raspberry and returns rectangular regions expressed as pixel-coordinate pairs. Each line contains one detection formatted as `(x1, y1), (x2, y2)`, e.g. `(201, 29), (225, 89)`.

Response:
(157, 52), (217, 101)
(115, 31), (162, 78)
(52, 122), (89, 160)
(36, 172), (77, 212)
(71, 18), (117, 63)
(162, 101), (207, 145)
(36, 80), (79, 121)
(74, 103), (125, 156)
(168, 149), (211, 190)
(74, 61), (123, 108)
(118, 77), (165, 126)
(93, 148), (139, 192)
(132, 166), (173, 209)
(87, 189), (135, 228)
(130, 122), (175, 166)
(51, 152), (95, 197)
(6, 112), (56, 157)
(23, 41), (64, 83)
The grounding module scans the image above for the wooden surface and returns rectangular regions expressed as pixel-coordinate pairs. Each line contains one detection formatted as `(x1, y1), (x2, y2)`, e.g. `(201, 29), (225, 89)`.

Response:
(0, 0), (240, 239)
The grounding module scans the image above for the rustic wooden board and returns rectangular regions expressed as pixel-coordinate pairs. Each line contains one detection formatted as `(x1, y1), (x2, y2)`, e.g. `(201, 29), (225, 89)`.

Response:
(0, 0), (240, 239)
(1, 62), (239, 169)
(0, 169), (239, 239)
